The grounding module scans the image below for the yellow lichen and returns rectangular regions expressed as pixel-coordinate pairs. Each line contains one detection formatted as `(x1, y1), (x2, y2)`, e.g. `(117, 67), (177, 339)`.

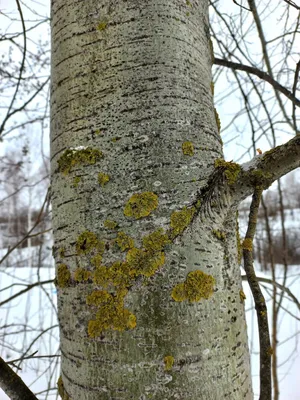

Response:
(214, 108), (221, 133)
(57, 264), (71, 288)
(91, 253), (103, 268)
(97, 21), (107, 31)
(86, 290), (111, 306)
(74, 268), (91, 282)
(57, 147), (103, 175)
(98, 172), (110, 187)
(242, 238), (253, 251)
(211, 81), (214, 96)
(214, 159), (241, 185)
(182, 141), (194, 156)
(104, 219), (118, 230)
(169, 206), (195, 238)
(124, 192), (158, 219)
(126, 247), (165, 277)
(73, 176), (81, 187)
(164, 355), (175, 371)
(87, 289), (136, 337)
(239, 290), (246, 302)
(116, 231), (135, 252)
(76, 231), (104, 255)
(57, 376), (70, 400)
(142, 228), (170, 252)
(171, 270), (215, 302)
(213, 229), (226, 241)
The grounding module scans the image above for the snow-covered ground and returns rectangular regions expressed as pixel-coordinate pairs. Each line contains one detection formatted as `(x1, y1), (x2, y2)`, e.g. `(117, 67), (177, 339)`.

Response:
(0, 245), (299, 399)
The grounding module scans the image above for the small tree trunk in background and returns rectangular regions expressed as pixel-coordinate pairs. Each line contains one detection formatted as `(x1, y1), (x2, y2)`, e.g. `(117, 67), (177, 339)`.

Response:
(50, 0), (252, 399)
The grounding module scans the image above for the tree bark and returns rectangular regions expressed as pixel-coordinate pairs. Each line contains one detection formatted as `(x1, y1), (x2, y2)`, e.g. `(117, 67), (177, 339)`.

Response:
(50, 0), (253, 398)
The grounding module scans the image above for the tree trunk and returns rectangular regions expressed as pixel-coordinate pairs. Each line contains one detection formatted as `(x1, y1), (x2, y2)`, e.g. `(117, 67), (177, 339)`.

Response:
(50, 0), (252, 398)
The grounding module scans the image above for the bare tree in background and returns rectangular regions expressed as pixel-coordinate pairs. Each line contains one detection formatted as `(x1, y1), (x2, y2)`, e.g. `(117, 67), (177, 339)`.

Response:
(0, 0), (299, 399)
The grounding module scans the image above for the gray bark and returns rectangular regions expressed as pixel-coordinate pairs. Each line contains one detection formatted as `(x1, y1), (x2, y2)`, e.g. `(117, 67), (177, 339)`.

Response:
(51, 0), (253, 399)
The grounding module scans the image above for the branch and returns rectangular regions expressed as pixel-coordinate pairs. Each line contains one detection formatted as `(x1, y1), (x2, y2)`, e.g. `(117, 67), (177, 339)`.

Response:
(242, 275), (300, 313)
(0, 279), (54, 307)
(242, 188), (272, 400)
(0, 356), (38, 400)
(236, 135), (300, 201)
(214, 58), (300, 108)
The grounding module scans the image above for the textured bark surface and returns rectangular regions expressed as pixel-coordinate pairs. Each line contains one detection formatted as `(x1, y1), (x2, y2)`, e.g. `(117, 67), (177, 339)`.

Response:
(50, 0), (252, 399)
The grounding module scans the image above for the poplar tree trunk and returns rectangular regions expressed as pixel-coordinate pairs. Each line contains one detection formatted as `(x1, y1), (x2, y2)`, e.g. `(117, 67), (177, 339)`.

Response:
(51, 0), (253, 398)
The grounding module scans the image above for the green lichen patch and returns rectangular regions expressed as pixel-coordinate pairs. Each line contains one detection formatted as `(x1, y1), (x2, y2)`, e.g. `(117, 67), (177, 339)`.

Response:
(126, 247), (165, 277)
(214, 159), (241, 185)
(164, 355), (175, 371)
(97, 21), (108, 31)
(93, 265), (110, 287)
(171, 270), (215, 302)
(239, 290), (246, 302)
(76, 231), (105, 255)
(104, 219), (118, 230)
(249, 169), (273, 189)
(57, 376), (70, 400)
(87, 290), (136, 337)
(211, 81), (214, 96)
(142, 228), (171, 252)
(73, 176), (81, 187)
(242, 238), (253, 251)
(74, 267), (91, 282)
(182, 141), (194, 156)
(116, 231), (135, 252)
(91, 253), (103, 268)
(169, 206), (196, 238)
(57, 147), (103, 175)
(214, 108), (221, 133)
(98, 172), (110, 187)
(213, 229), (226, 241)
(124, 192), (158, 219)
(87, 290), (111, 306)
(57, 264), (71, 288)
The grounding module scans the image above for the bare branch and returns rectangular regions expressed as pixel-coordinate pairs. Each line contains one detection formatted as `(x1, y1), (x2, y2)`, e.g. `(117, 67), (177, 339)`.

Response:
(214, 58), (300, 108)
(243, 188), (272, 400)
(0, 356), (38, 400)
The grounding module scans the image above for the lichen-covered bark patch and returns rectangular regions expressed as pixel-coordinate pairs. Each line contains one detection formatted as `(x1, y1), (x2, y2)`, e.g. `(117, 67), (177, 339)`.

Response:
(57, 147), (103, 175)
(116, 231), (135, 252)
(124, 192), (158, 219)
(57, 264), (71, 288)
(76, 231), (104, 255)
(172, 270), (215, 302)
(142, 228), (170, 251)
(182, 141), (195, 156)
(169, 206), (196, 237)
(164, 355), (175, 371)
(98, 172), (110, 186)
(214, 159), (241, 185)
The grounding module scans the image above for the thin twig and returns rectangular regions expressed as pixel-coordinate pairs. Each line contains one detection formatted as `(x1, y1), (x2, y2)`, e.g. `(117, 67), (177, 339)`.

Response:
(243, 188), (272, 400)
(214, 58), (300, 108)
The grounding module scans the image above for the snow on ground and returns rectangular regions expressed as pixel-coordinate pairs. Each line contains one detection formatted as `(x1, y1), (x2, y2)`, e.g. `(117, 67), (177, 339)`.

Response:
(0, 246), (299, 399)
